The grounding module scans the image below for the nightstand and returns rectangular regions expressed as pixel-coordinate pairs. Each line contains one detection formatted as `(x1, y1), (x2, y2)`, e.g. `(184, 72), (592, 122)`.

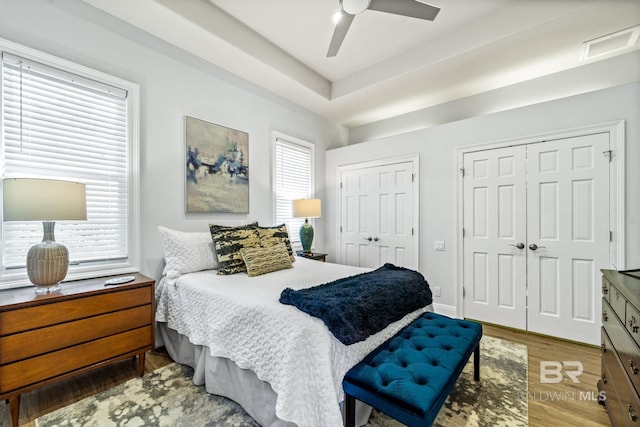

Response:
(0, 273), (155, 427)
(297, 251), (327, 262)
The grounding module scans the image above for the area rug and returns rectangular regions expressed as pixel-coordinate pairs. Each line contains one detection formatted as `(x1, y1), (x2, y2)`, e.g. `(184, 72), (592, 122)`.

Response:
(33, 336), (527, 427)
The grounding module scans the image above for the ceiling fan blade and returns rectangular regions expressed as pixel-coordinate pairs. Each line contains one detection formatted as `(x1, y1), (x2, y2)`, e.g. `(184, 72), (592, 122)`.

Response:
(368, 0), (440, 21)
(327, 12), (355, 57)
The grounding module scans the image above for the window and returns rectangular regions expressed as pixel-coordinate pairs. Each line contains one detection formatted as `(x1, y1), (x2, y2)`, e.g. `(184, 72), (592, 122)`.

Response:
(273, 132), (314, 249)
(0, 39), (139, 289)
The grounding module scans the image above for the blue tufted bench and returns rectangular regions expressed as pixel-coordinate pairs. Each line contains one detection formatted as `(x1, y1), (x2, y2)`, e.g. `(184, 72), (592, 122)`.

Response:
(343, 312), (483, 427)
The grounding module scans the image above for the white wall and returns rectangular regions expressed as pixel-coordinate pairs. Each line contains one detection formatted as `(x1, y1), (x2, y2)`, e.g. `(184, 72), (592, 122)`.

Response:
(348, 51), (640, 145)
(326, 82), (640, 310)
(0, 0), (348, 281)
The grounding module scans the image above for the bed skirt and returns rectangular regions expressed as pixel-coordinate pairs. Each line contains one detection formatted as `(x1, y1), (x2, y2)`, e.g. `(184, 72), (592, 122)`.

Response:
(157, 323), (374, 426)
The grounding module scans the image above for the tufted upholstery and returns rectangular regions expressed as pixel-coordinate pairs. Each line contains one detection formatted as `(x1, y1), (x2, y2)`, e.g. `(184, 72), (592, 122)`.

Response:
(343, 312), (482, 427)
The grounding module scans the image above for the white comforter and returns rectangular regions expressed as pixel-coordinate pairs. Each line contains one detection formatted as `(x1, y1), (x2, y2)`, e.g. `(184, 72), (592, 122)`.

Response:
(156, 257), (428, 427)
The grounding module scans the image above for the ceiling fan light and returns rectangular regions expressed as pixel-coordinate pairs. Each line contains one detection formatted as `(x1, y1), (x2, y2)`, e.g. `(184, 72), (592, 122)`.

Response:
(341, 0), (371, 15)
(332, 11), (343, 25)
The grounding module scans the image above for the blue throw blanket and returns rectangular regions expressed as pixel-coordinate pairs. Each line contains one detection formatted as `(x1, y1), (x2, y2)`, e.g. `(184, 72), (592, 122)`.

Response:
(279, 263), (432, 345)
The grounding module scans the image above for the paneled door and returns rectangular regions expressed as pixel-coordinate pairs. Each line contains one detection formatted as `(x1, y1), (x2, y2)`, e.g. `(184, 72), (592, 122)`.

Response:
(462, 146), (528, 329)
(526, 134), (610, 344)
(339, 160), (417, 269)
(463, 133), (610, 344)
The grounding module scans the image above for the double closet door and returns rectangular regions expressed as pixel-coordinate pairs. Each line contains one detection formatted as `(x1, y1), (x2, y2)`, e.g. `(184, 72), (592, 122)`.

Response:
(462, 133), (610, 345)
(339, 160), (417, 270)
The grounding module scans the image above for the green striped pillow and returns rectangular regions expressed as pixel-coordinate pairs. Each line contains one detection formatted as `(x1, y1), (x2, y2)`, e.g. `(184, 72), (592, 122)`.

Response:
(241, 243), (293, 277)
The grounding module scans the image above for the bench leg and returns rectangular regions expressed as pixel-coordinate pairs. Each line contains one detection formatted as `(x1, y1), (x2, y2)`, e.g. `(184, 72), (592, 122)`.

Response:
(344, 393), (356, 427)
(473, 343), (480, 381)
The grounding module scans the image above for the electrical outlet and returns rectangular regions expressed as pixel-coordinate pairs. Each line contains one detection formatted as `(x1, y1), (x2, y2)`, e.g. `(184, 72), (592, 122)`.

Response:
(433, 286), (441, 297)
(434, 240), (445, 251)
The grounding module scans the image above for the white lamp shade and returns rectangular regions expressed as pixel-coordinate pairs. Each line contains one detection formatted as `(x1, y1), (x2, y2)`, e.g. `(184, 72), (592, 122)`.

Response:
(3, 178), (87, 221)
(292, 198), (321, 219)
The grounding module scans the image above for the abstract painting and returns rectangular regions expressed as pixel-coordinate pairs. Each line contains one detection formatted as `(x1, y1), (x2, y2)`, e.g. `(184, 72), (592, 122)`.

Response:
(185, 116), (249, 213)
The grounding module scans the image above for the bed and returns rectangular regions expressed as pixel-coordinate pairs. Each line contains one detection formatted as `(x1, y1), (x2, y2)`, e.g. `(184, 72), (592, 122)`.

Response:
(155, 226), (433, 427)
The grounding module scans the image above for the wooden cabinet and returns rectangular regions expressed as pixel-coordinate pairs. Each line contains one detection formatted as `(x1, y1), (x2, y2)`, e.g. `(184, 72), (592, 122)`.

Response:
(0, 274), (155, 427)
(599, 269), (640, 427)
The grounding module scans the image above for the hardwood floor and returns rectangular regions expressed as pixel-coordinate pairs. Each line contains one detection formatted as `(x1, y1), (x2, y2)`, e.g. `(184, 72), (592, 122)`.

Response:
(484, 324), (610, 427)
(3, 326), (610, 427)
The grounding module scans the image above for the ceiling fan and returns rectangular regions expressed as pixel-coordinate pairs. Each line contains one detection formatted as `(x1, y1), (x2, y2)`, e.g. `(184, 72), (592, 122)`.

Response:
(327, 0), (440, 57)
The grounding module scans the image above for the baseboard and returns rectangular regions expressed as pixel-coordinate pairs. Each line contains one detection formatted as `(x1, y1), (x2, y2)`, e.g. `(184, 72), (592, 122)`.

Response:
(432, 303), (458, 318)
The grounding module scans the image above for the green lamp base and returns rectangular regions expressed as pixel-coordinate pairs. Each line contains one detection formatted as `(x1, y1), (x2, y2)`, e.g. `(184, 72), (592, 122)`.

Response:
(299, 219), (314, 253)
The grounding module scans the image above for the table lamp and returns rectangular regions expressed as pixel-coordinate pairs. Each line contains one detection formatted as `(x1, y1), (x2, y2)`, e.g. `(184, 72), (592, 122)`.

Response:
(3, 178), (87, 294)
(293, 198), (321, 253)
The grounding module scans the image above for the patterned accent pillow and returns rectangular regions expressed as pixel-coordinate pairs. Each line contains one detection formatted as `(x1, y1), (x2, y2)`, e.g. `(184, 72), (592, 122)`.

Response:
(258, 224), (295, 262)
(209, 222), (260, 275)
(241, 243), (293, 277)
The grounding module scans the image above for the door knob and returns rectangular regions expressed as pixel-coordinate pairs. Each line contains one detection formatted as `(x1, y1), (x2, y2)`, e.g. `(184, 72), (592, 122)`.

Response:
(363, 237), (372, 242)
(373, 237), (379, 242)
(528, 243), (546, 251)
(509, 243), (525, 249)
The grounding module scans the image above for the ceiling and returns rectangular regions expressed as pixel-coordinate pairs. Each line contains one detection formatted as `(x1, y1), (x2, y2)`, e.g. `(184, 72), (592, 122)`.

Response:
(82, 0), (640, 128)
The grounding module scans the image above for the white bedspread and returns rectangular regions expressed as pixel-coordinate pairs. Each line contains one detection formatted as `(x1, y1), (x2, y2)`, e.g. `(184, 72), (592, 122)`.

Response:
(156, 257), (429, 427)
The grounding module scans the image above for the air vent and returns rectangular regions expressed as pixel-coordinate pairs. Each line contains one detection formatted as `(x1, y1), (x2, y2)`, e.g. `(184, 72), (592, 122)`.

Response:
(582, 25), (640, 61)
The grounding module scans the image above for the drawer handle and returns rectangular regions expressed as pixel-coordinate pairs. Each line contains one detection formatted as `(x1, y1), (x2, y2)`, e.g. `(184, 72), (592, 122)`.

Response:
(630, 317), (639, 333)
(602, 373), (608, 384)
(602, 310), (608, 322)
(629, 404), (637, 422)
(602, 284), (609, 294)
(601, 343), (607, 353)
(631, 360), (639, 375)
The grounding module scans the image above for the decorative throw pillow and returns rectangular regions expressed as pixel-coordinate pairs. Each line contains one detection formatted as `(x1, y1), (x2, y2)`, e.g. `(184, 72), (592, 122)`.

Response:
(258, 224), (295, 262)
(158, 226), (218, 277)
(241, 243), (293, 277)
(209, 222), (260, 275)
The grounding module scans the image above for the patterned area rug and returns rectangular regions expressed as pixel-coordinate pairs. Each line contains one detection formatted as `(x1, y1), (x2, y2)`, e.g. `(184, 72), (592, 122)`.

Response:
(33, 336), (527, 427)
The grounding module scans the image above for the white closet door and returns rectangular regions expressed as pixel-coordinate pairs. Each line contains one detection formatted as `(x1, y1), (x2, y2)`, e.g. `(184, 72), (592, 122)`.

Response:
(341, 168), (373, 268)
(526, 133), (610, 345)
(340, 161), (416, 269)
(462, 133), (610, 345)
(462, 146), (528, 329)
(369, 162), (415, 269)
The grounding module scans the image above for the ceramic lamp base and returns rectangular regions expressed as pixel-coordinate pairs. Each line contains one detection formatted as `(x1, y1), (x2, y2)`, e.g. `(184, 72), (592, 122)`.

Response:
(27, 222), (69, 294)
(299, 219), (314, 253)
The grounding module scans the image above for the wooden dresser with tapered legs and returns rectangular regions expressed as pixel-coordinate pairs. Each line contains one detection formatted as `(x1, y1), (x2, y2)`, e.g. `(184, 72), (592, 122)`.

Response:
(0, 274), (154, 427)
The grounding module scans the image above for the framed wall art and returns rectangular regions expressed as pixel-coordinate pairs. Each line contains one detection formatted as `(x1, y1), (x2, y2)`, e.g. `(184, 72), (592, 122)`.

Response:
(185, 116), (249, 213)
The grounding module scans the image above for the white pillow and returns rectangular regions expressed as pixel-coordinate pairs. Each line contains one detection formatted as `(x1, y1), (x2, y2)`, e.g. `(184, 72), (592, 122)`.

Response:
(158, 226), (218, 276)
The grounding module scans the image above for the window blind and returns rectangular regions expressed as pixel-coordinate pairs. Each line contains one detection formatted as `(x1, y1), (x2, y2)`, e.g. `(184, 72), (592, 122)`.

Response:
(1, 52), (129, 270)
(274, 137), (313, 247)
